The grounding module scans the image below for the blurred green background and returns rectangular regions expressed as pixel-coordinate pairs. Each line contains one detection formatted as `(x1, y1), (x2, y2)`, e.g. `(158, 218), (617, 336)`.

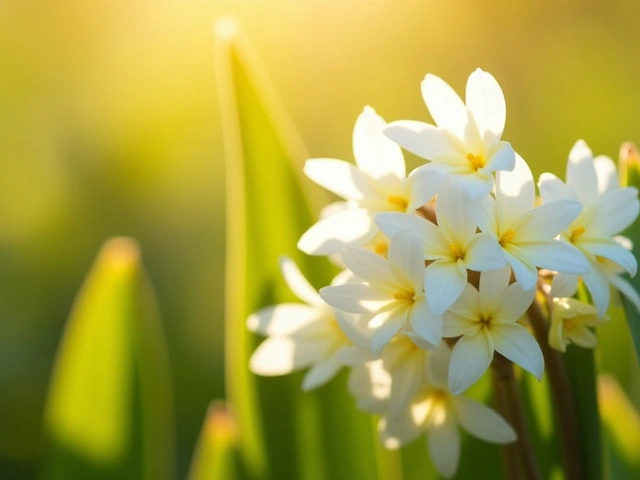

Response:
(1, 0), (640, 478)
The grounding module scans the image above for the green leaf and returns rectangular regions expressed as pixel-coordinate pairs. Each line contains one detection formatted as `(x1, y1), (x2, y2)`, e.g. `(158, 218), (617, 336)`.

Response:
(215, 17), (380, 480)
(188, 402), (238, 480)
(42, 237), (174, 480)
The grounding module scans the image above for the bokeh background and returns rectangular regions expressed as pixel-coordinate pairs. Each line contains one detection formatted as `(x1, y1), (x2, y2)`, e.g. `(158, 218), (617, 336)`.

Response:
(1, 0), (640, 478)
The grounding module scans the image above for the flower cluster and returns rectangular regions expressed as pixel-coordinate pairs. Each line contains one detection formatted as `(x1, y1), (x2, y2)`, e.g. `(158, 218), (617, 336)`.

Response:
(247, 69), (640, 478)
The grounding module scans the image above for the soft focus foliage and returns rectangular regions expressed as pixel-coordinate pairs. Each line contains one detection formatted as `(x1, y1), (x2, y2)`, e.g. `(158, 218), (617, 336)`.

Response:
(3, 1), (640, 479)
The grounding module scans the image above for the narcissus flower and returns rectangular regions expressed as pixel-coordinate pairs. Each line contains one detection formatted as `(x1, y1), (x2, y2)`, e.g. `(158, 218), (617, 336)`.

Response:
(376, 182), (506, 314)
(469, 153), (589, 290)
(298, 106), (442, 255)
(539, 140), (640, 315)
(320, 230), (442, 354)
(384, 68), (516, 200)
(548, 297), (608, 352)
(248, 257), (369, 391)
(443, 267), (543, 395)
(379, 342), (516, 479)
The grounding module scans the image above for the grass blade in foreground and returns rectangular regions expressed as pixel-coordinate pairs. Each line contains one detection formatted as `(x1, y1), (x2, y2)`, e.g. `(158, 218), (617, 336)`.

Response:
(215, 17), (380, 480)
(42, 237), (174, 480)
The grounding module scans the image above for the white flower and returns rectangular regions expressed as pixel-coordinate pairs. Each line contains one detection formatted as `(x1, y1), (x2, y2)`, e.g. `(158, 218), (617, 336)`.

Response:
(469, 153), (589, 290)
(298, 106), (443, 255)
(539, 140), (640, 315)
(320, 230), (442, 354)
(248, 257), (369, 391)
(443, 267), (543, 395)
(348, 334), (429, 415)
(548, 297), (608, 352)
(379, 342), (517, 479)
(376, 182), (506, 314)
(384, 68), (516, 200)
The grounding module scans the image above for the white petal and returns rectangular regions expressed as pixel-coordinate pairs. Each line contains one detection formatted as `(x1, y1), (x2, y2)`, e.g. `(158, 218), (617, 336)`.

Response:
(379, 411), (422, 449)
(468, 193), (498, 235)
(436, 182), (477, 246)
(521, 240), (590, 274)
(350, 362), (391, 413)
(426, 415), (461, 479)
(448, 332), (493, 395)
(376, 212), (450, 258)
(503, 248), (538, 291)
(388, 229), (426, 290)
(447, 170), (495, 201)
(591, 188), (640, 236)
(341, 246), (396, 285)
(464, 233), (507, 271)
(493, 324), (544, 380)
(407, 166), (445, 209)
(388, 355), (423, 415)
(371, 310), (408, 355)
(496, 153), (534, 225)
(493, 282), (536, 323)
(353, 106), (406, 180)
(426, 342), (452, 388)
(454, 396), (517, 443)
(550, 273), (579, 298)
(337, 346), (375, 366)
(538, 172), (577, 203)
(465, 68), (506, 142)
(593, 155), (619, 195)
(334, 310), (371, 348)
(320, 283), (393, 313)
(247, 304), (325, 335)
(304, 158), (379, 201)
(425, 261), (468, 314)
(580, 240), (637, 276)
(421, 73), (468, 140)
(298, 208), (376, 255)
(478, 266), (511, 312)
(302, 356), (342, 391)
(249, 337), (321, 376)
(583, 265), (612, 317)
(567, 140), (598, 205)
(410, 298), (442, 346)
(610, 275), (640, 312)
(515, 199), (583, 242)
(279, 256), (324, 307)
(568, 326), (598, 349)
(384, 120), (463, 161)
(484, 141), (516, 173)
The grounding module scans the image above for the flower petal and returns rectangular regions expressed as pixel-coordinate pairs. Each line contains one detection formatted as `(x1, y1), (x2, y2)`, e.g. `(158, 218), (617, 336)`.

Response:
(379, 410), (422, 449)
(376, 212), (450, 258)
(384, 121), (463, 161)
(496, 153), (534, 225)
(464, 233), (506, 272)
(465, 68), (507, 142)
(468, 192), (498, 236)
(478, 266), (511, 312)
(447, 170), (495, 200)
(371, 309), (408, 355)
(279, 256), (324, 306)
(567, 140), (598, 205)
(583, 265), (611, 317)
(425, 260), (468, 314)
(304, 158), (379, 201)
(410, 298), (442, 346)
(593, 155), (619, 195)
(503, 247), (538, 291)
(449, 332), (493, 395)
(407, 167), (445, 209)
(334, 310), (371, 348)
(493, 282), (536, 323)
(590, 187), (640, 236)
(484, 141), (516, 173)
(610, 275), (640, 312)
(247, 304), (325, 335)
(515, 200), (583, 242)
(388, 355), (423, 415)
(302, 355), (343, 391)
(426, 414), (461, 479)
(350, 361), (391, 413)
(337, 346), (375, 366)
(493, 324), (544, 380)
(426, 342), (452, 388)
(520, 240), (590, 274)
(320, 283), (394, 313)
(422, 73), (468, 140)
(388, 229), (427, 290)
(538, 172), (577, 203)
(580, 240), (637, 276)
(341, 246), (396, 285)
(249, 337), (323, 376)
(353, 106), (406, 180)
(550, 273), (579, 298)
(454, 396), (517, 443)
(298, 207), (377, 255)
(436, 182), (477, 246)
(568, 326), (598, 349)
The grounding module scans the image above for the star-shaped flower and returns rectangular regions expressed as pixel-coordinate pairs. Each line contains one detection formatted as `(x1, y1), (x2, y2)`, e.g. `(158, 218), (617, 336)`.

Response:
(384, 68), (516, 200)
(298, 106), (442, 255)
(548, 297), (608, 352)
(443, 267), (543, 395)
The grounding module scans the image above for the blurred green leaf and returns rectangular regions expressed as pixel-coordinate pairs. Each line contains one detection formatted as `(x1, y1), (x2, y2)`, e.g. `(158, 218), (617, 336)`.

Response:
(42, 237), (174, 480)
(598, 375), (640, 478)
(188, 402), (238, 480)
(215, 17), (381, 480)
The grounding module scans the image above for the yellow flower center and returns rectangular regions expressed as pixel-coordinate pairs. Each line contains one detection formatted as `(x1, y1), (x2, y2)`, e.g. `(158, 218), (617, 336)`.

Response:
(499, 229), (516, 247)
(394, 291), (415, 302)
(373, 242), (389, 257)
(466, 153), (486, 171)
(569, 227), (586, 243)
(479, 315), (492, 329)
(564, 319), (577, 332)
(425, 389), (449, 426)
(388, 195), (409, 212)
(450, 244), (465, 260)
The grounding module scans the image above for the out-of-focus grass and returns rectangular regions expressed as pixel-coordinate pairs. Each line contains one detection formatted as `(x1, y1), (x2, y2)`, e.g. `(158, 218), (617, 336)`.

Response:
(1, 1), (640, 478)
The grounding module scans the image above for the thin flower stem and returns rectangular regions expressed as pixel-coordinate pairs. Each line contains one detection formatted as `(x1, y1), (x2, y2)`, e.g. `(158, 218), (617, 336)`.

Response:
(527, 297), (582, 480)
(491, 370), (521, 480)
(491, 354), (541, 480)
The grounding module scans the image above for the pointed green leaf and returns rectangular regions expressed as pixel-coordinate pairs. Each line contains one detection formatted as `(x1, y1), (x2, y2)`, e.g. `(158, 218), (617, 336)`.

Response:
(188, 402), (238, 480)
(43, 237), (174, 480)
(215, 17), (378, 480)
